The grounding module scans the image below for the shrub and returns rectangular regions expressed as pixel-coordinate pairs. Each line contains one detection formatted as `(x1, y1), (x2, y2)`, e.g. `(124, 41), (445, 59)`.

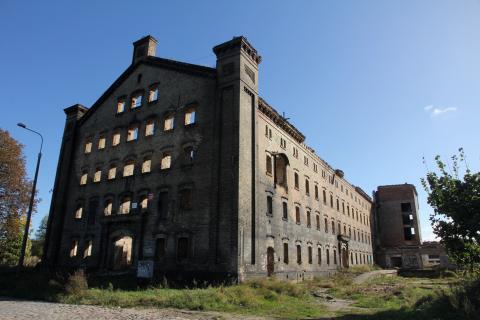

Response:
(64, 269), (88, 296)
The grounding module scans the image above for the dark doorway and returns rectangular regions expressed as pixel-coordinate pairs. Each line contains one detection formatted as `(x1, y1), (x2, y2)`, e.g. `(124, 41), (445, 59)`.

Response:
(342, 249), (349, 268)
(391, 256), (403, 268)
(267, 247), (275, 276)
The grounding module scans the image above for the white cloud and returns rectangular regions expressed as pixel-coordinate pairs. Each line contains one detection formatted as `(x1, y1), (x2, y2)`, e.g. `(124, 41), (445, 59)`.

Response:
(424, 105), (458, 117)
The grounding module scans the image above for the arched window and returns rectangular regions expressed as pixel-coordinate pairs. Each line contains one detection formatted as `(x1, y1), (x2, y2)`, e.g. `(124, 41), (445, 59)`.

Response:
(112, 236), (133, 270)
(83, 239), (93, 258)
(184, 107), (196, 125)
(119, 196), (131, 214)
(104, 199), (113, 216)
(80, 171), (88, 185)
(177, 237), (189, 261)
(164, 113), (175, 131)
(74, 204), (83, 219)
(70, 239), (78, 257)
(318, 247), (322, 265)
(139, 195), (149, 210)
(123, 161), (134, 177)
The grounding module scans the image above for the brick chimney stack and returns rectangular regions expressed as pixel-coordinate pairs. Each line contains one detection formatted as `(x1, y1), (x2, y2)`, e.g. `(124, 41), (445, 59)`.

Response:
(132, 35), (157, 64)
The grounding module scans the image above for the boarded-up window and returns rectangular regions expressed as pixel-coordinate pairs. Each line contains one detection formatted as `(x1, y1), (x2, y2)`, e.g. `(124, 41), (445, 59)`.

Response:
(283, 243), (289, 264)
(123, 161), (134, 177)
(177, 237), (188, 261)
(145, 120), (155, 136)
(161, 152), (171, 170)
(142, 158), (151, 173)
(108, 165), (116, 180)
(184, 107), (196, 125)
(164, 114), (174, 131)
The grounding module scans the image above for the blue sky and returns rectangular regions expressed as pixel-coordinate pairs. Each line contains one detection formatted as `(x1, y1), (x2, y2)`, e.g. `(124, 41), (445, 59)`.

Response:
(1, 0), (479, 240)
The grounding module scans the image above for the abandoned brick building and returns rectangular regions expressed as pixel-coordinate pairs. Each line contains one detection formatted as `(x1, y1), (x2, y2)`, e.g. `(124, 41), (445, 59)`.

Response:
(43, 35), (374, 281)
(373, 184), (450, 269)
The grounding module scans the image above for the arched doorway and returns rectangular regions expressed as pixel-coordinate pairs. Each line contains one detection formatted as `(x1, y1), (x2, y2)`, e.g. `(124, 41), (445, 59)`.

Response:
(267, 247), (275, 276)
(111, 235), (133, 270)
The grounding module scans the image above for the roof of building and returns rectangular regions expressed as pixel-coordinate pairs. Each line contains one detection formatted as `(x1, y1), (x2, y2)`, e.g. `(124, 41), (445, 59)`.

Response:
(377, 183), (418, 196)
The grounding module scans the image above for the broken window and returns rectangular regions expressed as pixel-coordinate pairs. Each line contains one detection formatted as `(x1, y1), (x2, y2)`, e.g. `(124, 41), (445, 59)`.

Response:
(158, 192), (169, 220)
(70, 240), (78, 257)
(145, 120), (155, 136)
(266, 195), (273, 216)
(83, 240), (93, 258)
(93, 168), (101, 183)
(282, 202), (288, 220)
(283, 243), (289, 264)
(112, 131), (121, 146)
(296, 245), (302, 264)
(294, 172), (299, 189)
(307, 211), (311, 228)
(401, 202), (412, 212)
(112, 236), (132, 270)
(179, 189), (193, 210)
(155, 238), (166, 261)
(119, 196), (131, 214)
(177, 237), (188, 261)
(142, 158), (151, 174)
(84, 140), (92, 154)
(108, 165), (116, 180)
(98, 135), (106, 149)
(184, 107), (196, 125)
(75, 205), (83, 219)
(308, 246), (313, 264)
(148, 86), (158, 102)
(266, 155), (272, 175)
(275, 154), (288, 188)
(305, 179), (310, 195)
(127, 125), (138, 141)
(164, 113), (174, 131)
(295, 206), (300, 224)
(104, 200), (113, 216)
(161, 152), (171, 170)
(80, 171), (88, 185)
(131, 93), (143, 109)
(123, 161), (134, 177)
(117, 98), (126, 114)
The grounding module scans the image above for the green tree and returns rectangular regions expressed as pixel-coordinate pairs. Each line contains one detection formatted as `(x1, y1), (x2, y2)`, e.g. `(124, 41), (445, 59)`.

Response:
(31, 215), (48, 257)
(0, 129), (37, 265)
(422, 148), (480, 271)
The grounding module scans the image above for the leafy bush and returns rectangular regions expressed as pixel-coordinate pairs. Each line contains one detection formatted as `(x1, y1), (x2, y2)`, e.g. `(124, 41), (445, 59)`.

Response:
(64, 269), (88, 296)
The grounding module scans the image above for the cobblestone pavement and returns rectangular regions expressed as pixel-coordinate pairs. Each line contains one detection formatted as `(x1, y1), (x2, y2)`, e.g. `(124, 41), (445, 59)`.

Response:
(0, 298), (267, 320)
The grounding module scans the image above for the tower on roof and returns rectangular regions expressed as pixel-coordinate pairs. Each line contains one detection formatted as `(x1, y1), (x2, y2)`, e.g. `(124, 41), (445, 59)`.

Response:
(132, 35), (157, 64)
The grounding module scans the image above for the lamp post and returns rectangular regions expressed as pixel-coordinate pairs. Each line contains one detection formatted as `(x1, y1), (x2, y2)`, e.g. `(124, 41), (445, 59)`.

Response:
(17, 123), (43, 268)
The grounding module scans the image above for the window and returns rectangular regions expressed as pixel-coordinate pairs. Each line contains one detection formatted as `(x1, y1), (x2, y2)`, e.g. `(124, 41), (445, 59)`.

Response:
(80, 172), (88, 185)
(148, 86), (158, 102)
(296, 245), (302, 264)
(283, 243), (289, 264)
(184, 146), (194, 163)
(145, 120), (155, 136)
(164, 113), (174, 131)
(266, 155), (272, 175)
(179, 189), (193, 210)
(324, 217), (328, 232)
(70, 240), (78, 257)
(295, 206), (300, 224)
(294, 172), (299, 189)
(161, 152), (171, 170)
(304, 156), (309, 166)
(98, 135), (106, 149)
(184, 107), (196, 125)
(112, 236), (133, 270)
(330, 194), (334, 208)
(308, 246), (313, 264)
(347, 205), (350, 217)
(142, 158), (151, 174)
(104, 200), (112, 216)
(265, 125), (269, 137)
(333, 249), (337, 264)
(305, 179), (310, 195)
(131, 93), (142, 109)
(117, 98), (126, 114)
(404, 227), (415, 240)
(108, 165), (116, 180)
(313, 163), (318, 172)
(336, 199), (340, 211)
(316, 214), (320, 230)
(338, 222), (341, 235)
(293, 147), (298, 158)
(83, 240), (93, 258)
(93, 168), (101, 183)
(326, 248), (330, 265)
(331, 220), (335, 234)
(323, 190), (327, 204)
(267, 196), (273, 216)
(127, 125), (138, 141)
(401, 202), (412, 212)
(315, 185), (319, 200)
(119, 196), (131, 214)
(84, 140), (92, 154)
(349, 227), (352, 238)
(307, 211), (311, 228)
(157, 192), (169, 220)
(280, 137), (286, 149)
(140, 195), (148, 210)
(155, 238), (166, 261)
(318, 247), (322, 265)
(282, 202), (288, 220)
(342, 202), (345, 214)
(75, 205), (83, 219)
(123, 161), (134, 177)
(112, 131), (121, 146)
(177, 237), (188, 261)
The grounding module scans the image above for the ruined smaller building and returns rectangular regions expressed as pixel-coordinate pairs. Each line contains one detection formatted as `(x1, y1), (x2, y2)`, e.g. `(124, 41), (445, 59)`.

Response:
(373, 184), (449, 269)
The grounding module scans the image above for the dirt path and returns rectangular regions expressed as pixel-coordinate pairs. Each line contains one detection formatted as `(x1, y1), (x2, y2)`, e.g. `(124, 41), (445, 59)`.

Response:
(0, 298), (269, 320)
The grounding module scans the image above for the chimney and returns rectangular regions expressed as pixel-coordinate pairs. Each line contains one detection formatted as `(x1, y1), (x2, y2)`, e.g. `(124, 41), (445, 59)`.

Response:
(132, 35), (157, 64)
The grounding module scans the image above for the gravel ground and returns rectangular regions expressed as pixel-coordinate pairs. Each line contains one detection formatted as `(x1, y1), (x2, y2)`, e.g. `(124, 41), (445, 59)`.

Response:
(0, 298), (267, 320)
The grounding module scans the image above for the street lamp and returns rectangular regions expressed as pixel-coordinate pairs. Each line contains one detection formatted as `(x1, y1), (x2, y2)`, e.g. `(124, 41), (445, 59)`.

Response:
(17, 123), (43, 268)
